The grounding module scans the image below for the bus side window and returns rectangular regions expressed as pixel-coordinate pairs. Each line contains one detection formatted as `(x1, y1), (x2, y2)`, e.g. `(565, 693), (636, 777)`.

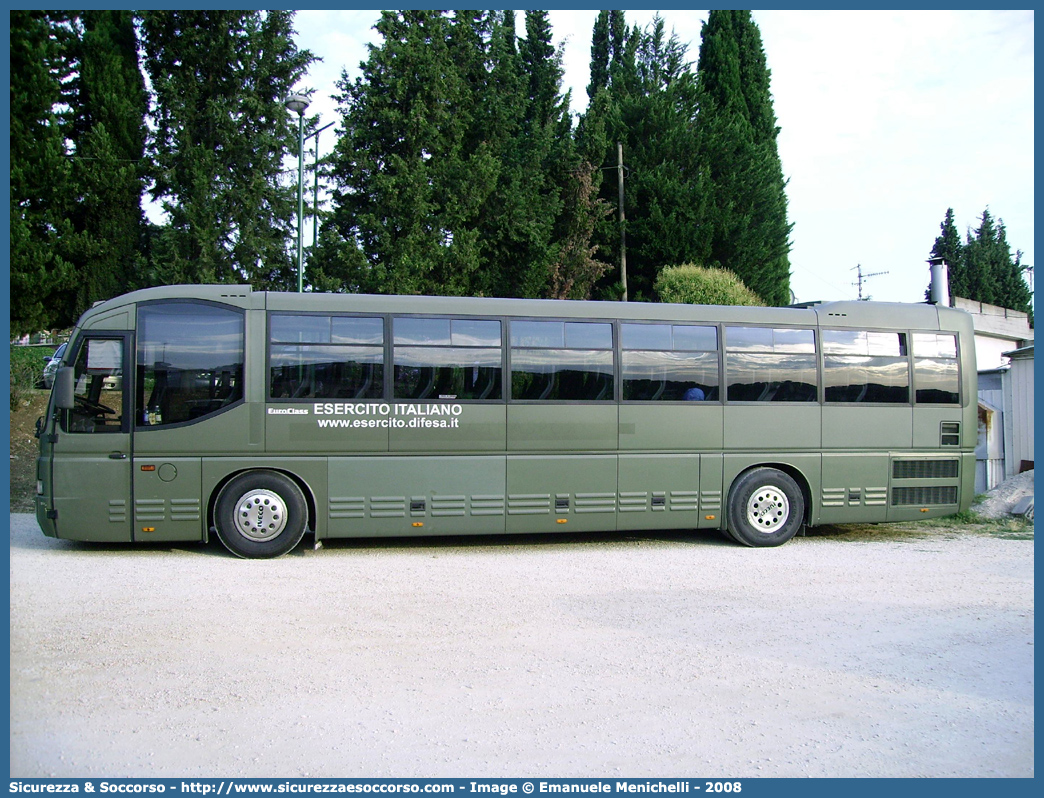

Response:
(822, 330), (910, 403)
(392, 317), (502, 401)
(510, 320), (613, 401)
(60, 337), (124, 434)
(137, 302), (245, 427)
(621, 323), (719, 401)
(725, 326), (817, 403)
(912, 333), (960, 404)
(269, 314), (384, 400)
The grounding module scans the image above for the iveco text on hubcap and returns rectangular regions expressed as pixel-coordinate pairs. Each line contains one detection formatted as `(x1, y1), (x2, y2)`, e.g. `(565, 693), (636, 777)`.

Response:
(234, 489), (288, 542)
(746, 487), (789, 534)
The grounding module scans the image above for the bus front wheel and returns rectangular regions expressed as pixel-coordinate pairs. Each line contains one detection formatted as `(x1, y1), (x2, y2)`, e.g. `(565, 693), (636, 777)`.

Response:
(726, 467), (804, 547)
(214, 470), (308, 559)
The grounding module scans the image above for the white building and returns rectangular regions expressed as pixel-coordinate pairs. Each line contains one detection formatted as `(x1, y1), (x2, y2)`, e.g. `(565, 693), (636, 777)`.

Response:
(954, 296), (1033, 370)
(975, 344), (1034, 493)
(949, 297), (1034, 492)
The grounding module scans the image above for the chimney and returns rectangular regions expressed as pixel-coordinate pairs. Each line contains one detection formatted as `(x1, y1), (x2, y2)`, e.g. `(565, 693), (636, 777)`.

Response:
(927, 256), (950, 306)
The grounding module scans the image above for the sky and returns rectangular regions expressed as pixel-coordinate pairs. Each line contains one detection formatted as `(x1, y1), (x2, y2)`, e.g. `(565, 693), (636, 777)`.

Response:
(289, 9), (1034, 306)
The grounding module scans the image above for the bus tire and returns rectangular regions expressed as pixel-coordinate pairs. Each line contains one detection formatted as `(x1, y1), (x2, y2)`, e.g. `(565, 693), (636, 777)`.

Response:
(726, 467), (804, 548)
(214, 470), (308, 559)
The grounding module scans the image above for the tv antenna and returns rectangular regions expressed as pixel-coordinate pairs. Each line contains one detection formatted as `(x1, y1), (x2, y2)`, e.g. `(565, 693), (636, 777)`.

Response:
(851, 264), (888, 301)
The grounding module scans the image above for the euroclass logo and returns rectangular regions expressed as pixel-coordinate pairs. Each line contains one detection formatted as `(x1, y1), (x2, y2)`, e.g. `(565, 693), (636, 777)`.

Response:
(267, 407), (310, 415)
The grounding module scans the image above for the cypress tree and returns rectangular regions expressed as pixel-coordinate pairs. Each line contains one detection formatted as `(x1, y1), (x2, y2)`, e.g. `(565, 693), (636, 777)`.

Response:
(10, 11), (77, 334)
(318, 10), (579, 299)
(64, 10), (148, 313)
(963, 209), (1031, 316)
(928, 207), (1032, 320)
(962, 210), (1004, 306)
(929, 208), (965, 299)
(583, 13), (703, 301)
(588, 11), (611, 100)
(319, 11), (483, 295)
(694, 10), (792, 306)
(141, 10), (315, 288)
(994, 225), (1032, 320)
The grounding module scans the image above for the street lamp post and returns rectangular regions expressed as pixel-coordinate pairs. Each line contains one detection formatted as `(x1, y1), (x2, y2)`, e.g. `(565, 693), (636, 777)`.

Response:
(285, 93), (310, 292)
(312, 121), (335, 251)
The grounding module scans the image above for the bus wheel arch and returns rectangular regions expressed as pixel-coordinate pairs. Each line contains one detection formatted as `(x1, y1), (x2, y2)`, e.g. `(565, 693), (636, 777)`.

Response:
(211, 469), (313, 559)
(725, 465), (808, 548)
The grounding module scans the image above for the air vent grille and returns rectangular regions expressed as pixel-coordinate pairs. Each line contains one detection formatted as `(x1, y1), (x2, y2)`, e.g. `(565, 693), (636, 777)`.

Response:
(891, 486), (958, 506)
(893, 459), (959, 480)
(940, 421), (961, 447)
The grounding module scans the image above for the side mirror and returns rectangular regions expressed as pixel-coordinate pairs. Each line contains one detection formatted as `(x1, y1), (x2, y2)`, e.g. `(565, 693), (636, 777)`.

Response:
(54, 367), (75, 410)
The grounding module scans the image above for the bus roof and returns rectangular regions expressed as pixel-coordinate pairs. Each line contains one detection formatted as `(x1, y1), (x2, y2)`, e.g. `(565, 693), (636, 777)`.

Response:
(76, 284), (965, 333)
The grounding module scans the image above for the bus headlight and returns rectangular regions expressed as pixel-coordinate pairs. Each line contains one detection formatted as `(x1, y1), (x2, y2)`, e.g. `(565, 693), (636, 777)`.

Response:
(36, 480), (43, 495)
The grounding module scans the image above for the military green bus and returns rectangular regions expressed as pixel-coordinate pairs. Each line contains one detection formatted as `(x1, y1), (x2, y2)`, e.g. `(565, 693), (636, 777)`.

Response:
(35, 285), (976, 558)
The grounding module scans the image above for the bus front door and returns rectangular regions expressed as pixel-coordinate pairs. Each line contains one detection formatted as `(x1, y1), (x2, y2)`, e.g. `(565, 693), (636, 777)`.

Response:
(49, 334), (133, 543)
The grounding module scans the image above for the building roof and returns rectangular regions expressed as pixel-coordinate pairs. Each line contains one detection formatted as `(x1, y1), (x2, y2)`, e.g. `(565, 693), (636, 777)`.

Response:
(1002, 344), (1035, 360)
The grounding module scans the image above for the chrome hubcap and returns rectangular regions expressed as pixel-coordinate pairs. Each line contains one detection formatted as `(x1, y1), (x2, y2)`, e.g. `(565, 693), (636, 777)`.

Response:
(234, 489), (287, 542)
(746, 487), (789, 534)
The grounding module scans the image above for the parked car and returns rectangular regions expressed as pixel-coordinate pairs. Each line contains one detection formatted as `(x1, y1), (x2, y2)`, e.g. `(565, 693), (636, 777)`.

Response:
(41, 343), (66, 389)
(41, 342), (122, 391)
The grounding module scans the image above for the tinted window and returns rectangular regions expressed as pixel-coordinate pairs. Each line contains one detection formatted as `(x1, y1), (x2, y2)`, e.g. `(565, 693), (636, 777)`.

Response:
(823, 356), (910, 403)
(726, 326), (814, 353)
(61, 337), (125, 434)
(725, 327), (817, 402)
(271, 345), (384, 400)
(621, 324), (719, 401)
(622, 351), (719, 401)
(621, 323), (717, 352)
(393, 317), (502, 400)
(822, 330), (907, 357)
(912, 333), (958, 358)
(510, 320), (613, 401)
(510, 320), (613, 350)
(913, 333), (959, 404)
(138, 303), (244, 426)
(511, 350), (614, 401)
(270, 314), (384, 400)
(823, 330), (909, 403)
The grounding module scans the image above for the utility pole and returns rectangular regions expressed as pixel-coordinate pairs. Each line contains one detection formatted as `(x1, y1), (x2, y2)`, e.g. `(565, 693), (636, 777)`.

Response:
(851, 263), (888, 301)
(618, 142), (628, 302)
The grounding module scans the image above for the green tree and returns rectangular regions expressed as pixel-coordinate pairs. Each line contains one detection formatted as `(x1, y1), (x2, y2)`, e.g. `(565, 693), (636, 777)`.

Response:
(929, 208), (964, 299)
(587, 11), (611, 101)
(319, 11), (482, 295)
(10, 11), (77, 334)
(501, 10), (578, 297)
(654, 264), (763, 306)
(317, 10), (584, 299)
(964, 209), (1031, 315)
(141, 10), (315, 288)
(583, 14), (704, 301)
(693, 10), (792, 306)
(63, 10), (149, 314)
(929, 208), (1032, 320)
(548, 162), (612, 299)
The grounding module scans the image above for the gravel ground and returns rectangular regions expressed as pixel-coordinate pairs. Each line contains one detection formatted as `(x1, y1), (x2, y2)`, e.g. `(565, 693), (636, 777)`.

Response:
(8, 513), (1034, 779)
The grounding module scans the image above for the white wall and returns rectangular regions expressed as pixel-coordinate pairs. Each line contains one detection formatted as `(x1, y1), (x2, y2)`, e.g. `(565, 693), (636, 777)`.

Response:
(974, 335), (1020, 370)
(1005, 354), (1035, 473)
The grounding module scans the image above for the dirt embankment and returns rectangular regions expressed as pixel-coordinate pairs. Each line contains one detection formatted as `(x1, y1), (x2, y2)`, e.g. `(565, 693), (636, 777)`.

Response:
(10, 391), (50, 512)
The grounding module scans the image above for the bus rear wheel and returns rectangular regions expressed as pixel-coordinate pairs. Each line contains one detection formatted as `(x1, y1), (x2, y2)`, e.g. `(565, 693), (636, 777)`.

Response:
(726, 467), (804, 547)
(214, 470), (308, 559)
